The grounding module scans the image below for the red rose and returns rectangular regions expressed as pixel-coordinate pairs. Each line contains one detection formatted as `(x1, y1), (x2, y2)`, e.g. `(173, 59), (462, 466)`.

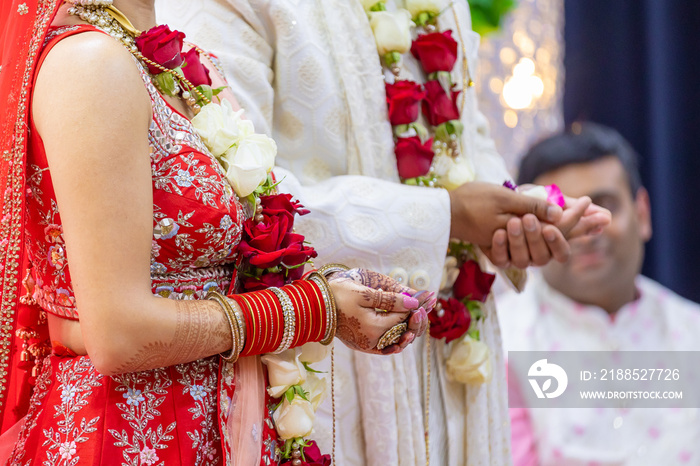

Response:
(135, 25), (185, 74)
(385, 80), (426, 125)
(410, 30), (459, 74)
(452, 260), (495, 302)
(181, 48), (212, 87)
(277, 232), (318, 269)
(422, 80), (461, 126)
(240, 271), (286, 292)
(394, 136), (434, 179)
(280, 441), (331, 466)
(260, 193), (310, 219)
(238, 214), (291, 265)
(428, 297), (471, 343)
(238, 216), (316, 270)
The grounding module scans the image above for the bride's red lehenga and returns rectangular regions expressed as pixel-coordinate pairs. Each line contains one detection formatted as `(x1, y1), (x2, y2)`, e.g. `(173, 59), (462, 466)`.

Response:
(0, 2), (280, 464)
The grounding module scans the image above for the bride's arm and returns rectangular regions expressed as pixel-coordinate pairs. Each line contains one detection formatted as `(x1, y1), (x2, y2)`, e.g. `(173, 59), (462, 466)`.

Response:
(33, 31), (233, 375)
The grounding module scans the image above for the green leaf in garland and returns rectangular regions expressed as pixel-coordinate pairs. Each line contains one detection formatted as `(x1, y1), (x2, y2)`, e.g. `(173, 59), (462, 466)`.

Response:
(393, 122), (430, 143)
(283, 439), (293, 458)
(384, 51), (402, 67)
(369, 2), (387, 12)
(434, 120), (464, 142)
(414, 11), (437, 27)
(196, 84), (214, 103)
(302, 361), (326, 374)
(468, 0), (518, 37)
(153, 71), (179, 96)
(285, 386), (295, 402)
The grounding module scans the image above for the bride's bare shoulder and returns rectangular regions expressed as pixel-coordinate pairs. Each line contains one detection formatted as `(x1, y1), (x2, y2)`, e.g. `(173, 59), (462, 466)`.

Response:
(33, 30), (151, 134)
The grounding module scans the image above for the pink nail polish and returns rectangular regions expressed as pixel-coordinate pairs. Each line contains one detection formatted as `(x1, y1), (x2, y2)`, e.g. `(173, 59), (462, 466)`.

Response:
(404, 296), (419, 309)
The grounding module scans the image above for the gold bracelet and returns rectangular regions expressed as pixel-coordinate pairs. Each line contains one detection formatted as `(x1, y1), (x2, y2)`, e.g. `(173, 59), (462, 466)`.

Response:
(309, 272), (337, 345)
(269, 287), (295, 354)
(206, 290), (241, 362)
(224, 296), (247, 353)
(317, 263), (350, 278)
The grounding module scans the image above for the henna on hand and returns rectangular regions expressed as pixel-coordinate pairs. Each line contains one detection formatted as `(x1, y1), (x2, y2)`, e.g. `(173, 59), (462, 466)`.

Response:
(331, 268), (414, 295)
(114, 299), (231, 374)
(329, 269), (427, 355)
(336, 313), (373, 352)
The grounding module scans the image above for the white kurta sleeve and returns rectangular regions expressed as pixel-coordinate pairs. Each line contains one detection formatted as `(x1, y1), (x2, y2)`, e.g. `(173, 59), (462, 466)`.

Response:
(274, 166), (451, 292)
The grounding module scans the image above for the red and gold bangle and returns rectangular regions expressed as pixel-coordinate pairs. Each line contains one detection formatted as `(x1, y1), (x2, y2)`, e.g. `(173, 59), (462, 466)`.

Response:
(232, 294), (260, 357)
(262, 289), (284, 353)
(297, 279), (326, 342)
(284, 283), (307, 348)
(248, 292), (271, 353)
(308, 272), (337, 345)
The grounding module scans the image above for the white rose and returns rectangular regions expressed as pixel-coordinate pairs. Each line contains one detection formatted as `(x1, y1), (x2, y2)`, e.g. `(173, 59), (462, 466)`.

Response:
(445, 336), (492, 385)
(191, 100), (254, 157)
(369, 10), (414, 55)
(299, 342), (329, 364)
(405, 0), (444, 17)
(261, 349), (306, 398)
(431, 153), (452, 177)
(435, 155), (475, 190)
(440, 255), (459, 292)
(301, 372), (328, 410)
(272, 394), (316, 440)
(221, 132), (277, 197)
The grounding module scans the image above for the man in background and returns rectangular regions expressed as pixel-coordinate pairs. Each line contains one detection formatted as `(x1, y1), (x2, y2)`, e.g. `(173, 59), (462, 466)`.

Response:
(499, 122), (700, 465)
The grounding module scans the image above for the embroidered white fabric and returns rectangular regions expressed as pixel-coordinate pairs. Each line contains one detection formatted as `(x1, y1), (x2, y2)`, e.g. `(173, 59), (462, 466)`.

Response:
(156, 1), (512, 464)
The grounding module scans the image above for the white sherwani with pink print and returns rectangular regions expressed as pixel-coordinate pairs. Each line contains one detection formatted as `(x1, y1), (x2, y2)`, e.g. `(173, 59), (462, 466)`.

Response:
(156, 1), (513, 464)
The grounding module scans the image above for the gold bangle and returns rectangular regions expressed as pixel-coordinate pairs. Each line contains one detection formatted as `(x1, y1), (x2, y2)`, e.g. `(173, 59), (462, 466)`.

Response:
(224, 296), (247, 353)
(317, 263), (350, 278)
(309, 272), (337, 345)
(206, 290), (241, 362)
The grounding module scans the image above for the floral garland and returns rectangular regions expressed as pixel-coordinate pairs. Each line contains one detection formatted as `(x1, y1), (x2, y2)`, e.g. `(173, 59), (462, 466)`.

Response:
(364, 1), (569, 385)
(133, 24), (328, 464)
(362, 0), (495, 384)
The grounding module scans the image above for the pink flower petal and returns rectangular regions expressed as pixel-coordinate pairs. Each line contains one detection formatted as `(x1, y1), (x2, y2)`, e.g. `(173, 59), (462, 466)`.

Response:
(545, 184), (565, 207)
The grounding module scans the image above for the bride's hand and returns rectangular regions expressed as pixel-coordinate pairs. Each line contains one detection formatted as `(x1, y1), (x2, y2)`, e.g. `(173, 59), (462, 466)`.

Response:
(327, 268), (435, 355)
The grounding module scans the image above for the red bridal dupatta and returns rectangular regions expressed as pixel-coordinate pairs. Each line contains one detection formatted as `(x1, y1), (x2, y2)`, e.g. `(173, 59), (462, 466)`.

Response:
(0, 0), (63, 433)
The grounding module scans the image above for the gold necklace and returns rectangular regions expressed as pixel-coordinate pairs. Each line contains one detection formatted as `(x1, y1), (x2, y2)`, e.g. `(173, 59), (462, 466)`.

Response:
(66, 1), (211, 113)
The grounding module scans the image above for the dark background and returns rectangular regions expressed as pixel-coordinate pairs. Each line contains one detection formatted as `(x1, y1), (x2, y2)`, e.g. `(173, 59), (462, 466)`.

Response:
(563, 0), (700, 303)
